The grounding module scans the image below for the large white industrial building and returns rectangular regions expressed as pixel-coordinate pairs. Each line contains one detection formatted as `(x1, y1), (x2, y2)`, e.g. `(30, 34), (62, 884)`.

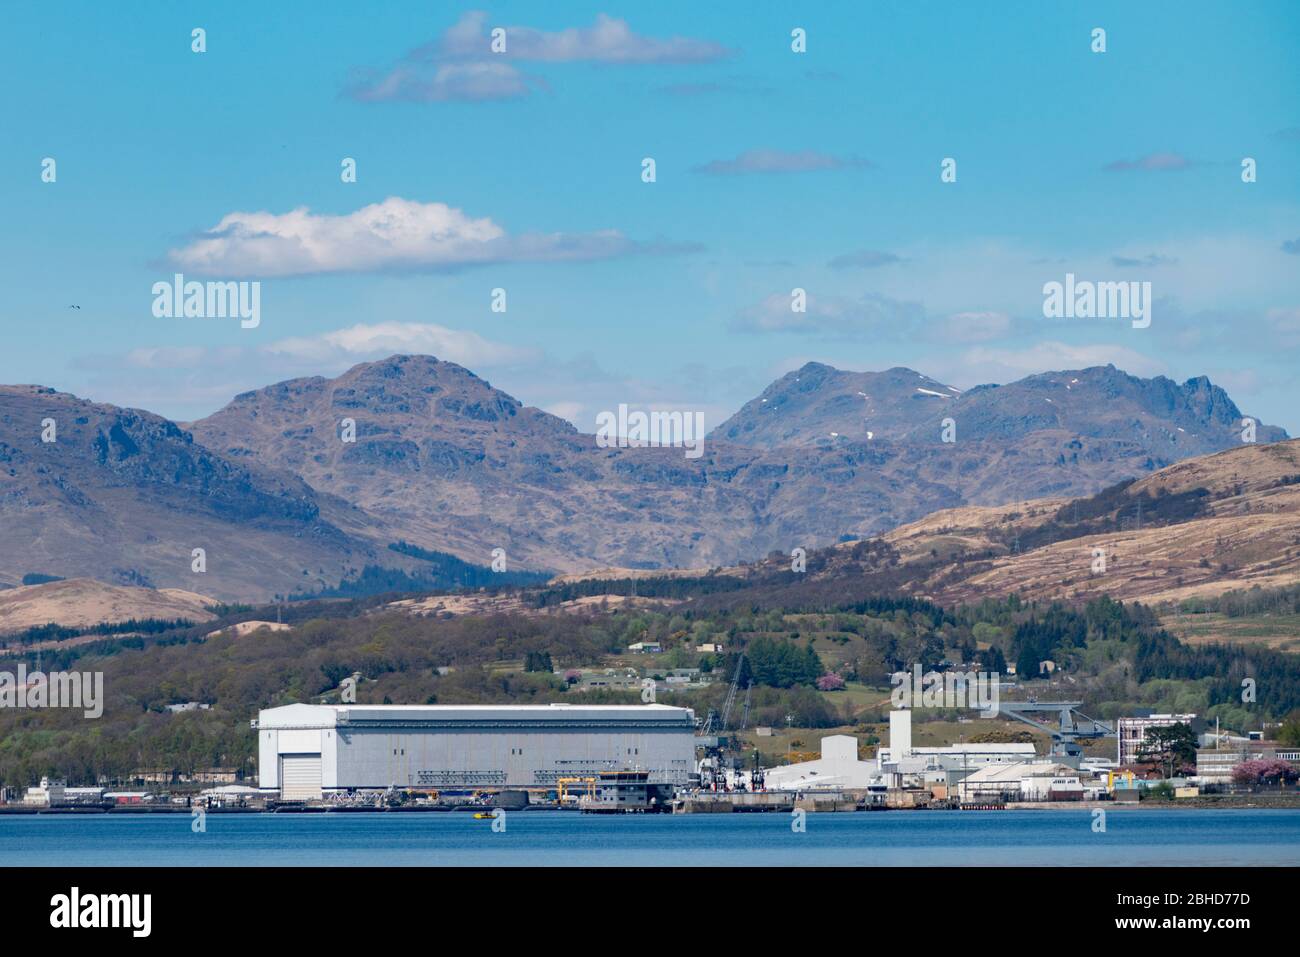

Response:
(256, 703), (696, 800)
(760, 710), (1041, 794)
(764, 735), (880, 791)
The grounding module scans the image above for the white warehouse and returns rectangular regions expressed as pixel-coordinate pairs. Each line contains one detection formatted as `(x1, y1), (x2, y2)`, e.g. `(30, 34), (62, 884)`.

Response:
(256, 703), (696, 800)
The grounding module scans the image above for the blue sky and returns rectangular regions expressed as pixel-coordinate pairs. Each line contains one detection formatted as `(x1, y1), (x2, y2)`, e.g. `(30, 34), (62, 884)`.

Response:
(3, 1), (1298, 430)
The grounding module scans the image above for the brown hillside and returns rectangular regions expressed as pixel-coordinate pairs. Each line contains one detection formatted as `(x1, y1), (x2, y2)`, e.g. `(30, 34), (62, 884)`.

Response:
(0, 578), (218, 635)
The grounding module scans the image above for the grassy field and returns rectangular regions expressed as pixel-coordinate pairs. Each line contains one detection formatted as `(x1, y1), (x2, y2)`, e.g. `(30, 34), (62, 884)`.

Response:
(818, 681), (892, 716)
(729, 724), (867, 767)
(1161, 611), (1300, 654)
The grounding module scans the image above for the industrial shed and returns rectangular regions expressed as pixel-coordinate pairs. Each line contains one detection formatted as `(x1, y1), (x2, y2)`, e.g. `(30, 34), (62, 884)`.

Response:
(256, 703), (697, 799)
(764, 735), (884, 791)
(956, 762), (1083, 802)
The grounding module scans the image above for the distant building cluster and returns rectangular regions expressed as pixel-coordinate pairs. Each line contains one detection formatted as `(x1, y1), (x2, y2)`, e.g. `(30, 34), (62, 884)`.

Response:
(6, 699), (1297, 812)
(566, 666), (718, 693)
(761, 711), (1074, 801)
(749, 709), (1300, 805)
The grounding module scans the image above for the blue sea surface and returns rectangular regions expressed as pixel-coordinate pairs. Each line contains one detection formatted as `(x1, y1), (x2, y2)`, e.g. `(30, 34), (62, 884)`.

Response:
(5, 808), (1300, 866)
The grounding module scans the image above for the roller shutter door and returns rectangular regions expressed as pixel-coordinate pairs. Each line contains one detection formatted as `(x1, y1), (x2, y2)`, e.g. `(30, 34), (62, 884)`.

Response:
(280, 754), (323, 800)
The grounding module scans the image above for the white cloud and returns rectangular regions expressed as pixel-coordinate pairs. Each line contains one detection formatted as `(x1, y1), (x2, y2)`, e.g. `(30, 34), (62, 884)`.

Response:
(350, 61), (539, 103)
(349, 12), (729, 102)
(543, 400), (585, 425)
(262, 321), (539, 369)
(168, 197), (689, 277)
(92, 322), (534, 383)
(439, 11), (730, 64)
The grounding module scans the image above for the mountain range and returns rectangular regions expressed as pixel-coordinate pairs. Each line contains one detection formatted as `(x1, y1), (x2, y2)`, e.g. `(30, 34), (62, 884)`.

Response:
(1, 355), (1286, 601)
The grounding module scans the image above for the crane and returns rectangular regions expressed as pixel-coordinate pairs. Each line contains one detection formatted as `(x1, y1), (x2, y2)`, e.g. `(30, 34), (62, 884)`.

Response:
(695, 652), (748, 792)
(719, 651), (746, 731)
(995, 700), (1115, 765)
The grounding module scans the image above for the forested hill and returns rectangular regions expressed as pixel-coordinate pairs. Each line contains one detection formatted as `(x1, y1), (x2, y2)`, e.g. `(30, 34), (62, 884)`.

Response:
(4, 581), (1300, 787)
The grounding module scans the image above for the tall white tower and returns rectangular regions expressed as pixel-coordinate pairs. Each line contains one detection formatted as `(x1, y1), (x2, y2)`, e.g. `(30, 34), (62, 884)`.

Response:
(888, 708), (913, 760)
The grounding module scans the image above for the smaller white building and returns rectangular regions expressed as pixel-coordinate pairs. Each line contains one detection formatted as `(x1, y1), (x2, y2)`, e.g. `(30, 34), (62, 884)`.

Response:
(199, 784), (260, 806)
(22, 777), (66, 807)
(957, 762), (1083, 802)
(1019, 765), (1085, 801)
(1079, 756), (1118, 774)
(764, 735), (884, 791)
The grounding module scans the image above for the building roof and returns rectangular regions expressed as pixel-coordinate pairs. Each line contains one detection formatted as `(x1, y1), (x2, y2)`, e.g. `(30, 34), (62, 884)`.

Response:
(1020, 763), (1081, 778)
(911, 743), (1036, 755)
(962, 761), (1077, 783)
(1198, 741), (1294, 753)
(257, 702), (695, 730)
(1120, 713), (1197, 723)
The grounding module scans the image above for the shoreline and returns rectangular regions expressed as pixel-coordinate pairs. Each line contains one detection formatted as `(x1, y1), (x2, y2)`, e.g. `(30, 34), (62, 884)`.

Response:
(3, 797), (1299, 815)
